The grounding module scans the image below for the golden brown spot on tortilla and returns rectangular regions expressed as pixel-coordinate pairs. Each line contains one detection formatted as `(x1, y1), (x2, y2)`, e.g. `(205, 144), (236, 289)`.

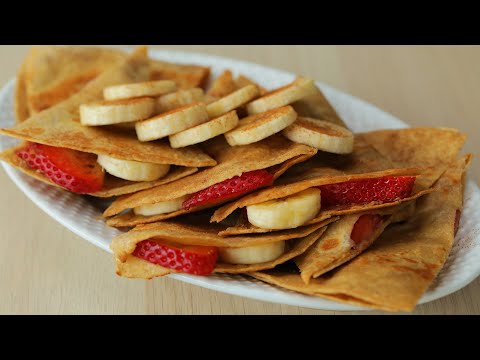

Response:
(321, 238), (340, 251)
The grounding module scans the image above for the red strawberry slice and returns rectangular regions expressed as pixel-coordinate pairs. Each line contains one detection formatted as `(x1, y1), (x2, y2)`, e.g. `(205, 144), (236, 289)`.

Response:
(182, 170), (274, 210)
(16, 142), (104, 194)
(350, 214), (385, 246)
(320, 176), (416, 208)
(133, 239), (218, 275)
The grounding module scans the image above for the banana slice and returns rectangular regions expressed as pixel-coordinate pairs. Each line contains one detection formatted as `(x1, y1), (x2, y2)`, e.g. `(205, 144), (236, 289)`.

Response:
(206, 85), (259, 118)
(224, 105), (297, 146)
(133, 195), (190, 216)
(219, 241), (285, 265)
(247, 188), (321, 230)
(97, 154), (170, 182)
(246, 77), (317, 115)
(282, 117), (354, 154)
(80, 98), (155, 126)
(135, 102), (209, 142)
(156, 88), (205, 113)
(169, 111), (239, 148)
(103, 81), (177, 101)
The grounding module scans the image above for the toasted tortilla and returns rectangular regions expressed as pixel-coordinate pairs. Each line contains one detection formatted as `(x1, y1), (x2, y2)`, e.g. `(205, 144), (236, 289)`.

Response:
(19, 46), (210, 117)
(207, 70), (238, 97)
(357, 128), (467, 168)
(15, 61), (30, 123)
(291, 85), (347, 128)
(0, 47), (215, 168)
(115, 255), (172, 279)
(103, 135), (317, 226)
(0, 145), (198, 197)
(23, 46), (126, 114)
(149, 60), (210, 89)
(235, 75), (267, 95)
(250, 155), (471, 312)
(211, 138), (425, 224)
(292, 127), (468, 284)
(295, 203), (414, 284)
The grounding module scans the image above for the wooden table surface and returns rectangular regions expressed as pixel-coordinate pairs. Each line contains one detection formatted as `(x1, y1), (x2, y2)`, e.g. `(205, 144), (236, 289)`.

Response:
(0, 45), (478, 314)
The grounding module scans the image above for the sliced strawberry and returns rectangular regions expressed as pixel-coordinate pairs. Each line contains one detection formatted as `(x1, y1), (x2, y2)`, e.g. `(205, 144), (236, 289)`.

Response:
(133, 239), (218, 275)
(454, 209), (461, 236)
(182, 170), (274, 210)
(16, 142), (104, 194)
(320, 176), (416, 208)
(350, 214), (385, 246)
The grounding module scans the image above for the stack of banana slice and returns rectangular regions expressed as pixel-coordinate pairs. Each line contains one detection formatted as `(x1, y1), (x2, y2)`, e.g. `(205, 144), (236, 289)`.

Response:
(80, 74), (355, 155)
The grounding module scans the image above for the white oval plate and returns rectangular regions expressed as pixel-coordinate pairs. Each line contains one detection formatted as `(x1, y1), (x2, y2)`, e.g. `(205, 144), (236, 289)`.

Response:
(1, 49), (480, 312)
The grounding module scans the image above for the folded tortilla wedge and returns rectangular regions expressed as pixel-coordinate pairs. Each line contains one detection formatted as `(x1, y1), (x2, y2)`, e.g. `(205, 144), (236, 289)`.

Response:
(14, 60), (30, 122)
(110, 212), (337, 279)
(211, 137), (432, 230)
(250, 155), (471, 312)
(291, 84), (347, 128)
(1, 47), (214, 196)
(295, 202), (415, 284)
(103, 135), (317, 226)
(291, 128), (467, 283)
(15, 45), (210, 122)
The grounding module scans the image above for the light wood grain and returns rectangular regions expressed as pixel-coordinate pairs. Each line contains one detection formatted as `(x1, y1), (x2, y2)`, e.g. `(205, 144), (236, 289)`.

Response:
(0, 45), (478, 315)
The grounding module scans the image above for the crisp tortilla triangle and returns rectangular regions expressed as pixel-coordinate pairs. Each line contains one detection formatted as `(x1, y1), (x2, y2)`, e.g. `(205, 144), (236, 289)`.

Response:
(295, 203), (413, 284)
(111, 214), (336, 279)
(0, 145), (198, 197)
(207, 70), (238, 98)
(23, 46), (126, 114)
(0, 47), (215, 168)
(103, 135), (317, 226)
(149, 59), (210, 89)
(15, 61), (30, 123)
(18, 45), (210, 118)
(211, 138), (425, 224)
(115, 255), (171, 279)
(291, 85), (348, 128)
(235, 75), (267, 95)
(250, 155), (471, 312)
(357, 128), (466, 168)
(293, 128), (468, 288)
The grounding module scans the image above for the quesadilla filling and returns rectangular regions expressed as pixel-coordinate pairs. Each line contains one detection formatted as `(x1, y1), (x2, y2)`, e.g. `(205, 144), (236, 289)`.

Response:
(350, 214), (389, 248)
(16, 142), (172, 194)
(132, 237), (287, 274)
(320, 176), (416, 208)
(244, 176), (416, 230)
(134, 170), (274, 216)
